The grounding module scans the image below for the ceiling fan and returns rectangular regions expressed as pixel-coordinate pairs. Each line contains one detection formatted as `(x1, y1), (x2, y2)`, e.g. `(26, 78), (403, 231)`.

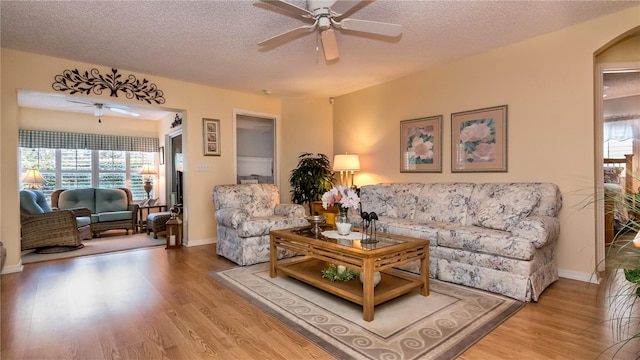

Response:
(66, 99), (141, 122)
(257, 0), (403, 61)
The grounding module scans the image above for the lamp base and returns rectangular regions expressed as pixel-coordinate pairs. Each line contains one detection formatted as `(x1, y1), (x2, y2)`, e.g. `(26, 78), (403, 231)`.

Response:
(144, 181), (152, 199)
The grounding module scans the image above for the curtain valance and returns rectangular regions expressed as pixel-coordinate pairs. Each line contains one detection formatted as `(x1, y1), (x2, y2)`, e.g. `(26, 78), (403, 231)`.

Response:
(604, 115), (640, 142)
(18, 130), (159, 152)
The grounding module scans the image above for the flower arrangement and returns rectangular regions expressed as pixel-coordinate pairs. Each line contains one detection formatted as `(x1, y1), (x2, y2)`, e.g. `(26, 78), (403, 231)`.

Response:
(321, 185), (360, 211)
(321, 264), (359, 282)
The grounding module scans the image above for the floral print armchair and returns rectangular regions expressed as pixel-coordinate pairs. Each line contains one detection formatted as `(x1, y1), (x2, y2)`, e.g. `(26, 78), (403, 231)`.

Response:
(213, 184), (309, 266)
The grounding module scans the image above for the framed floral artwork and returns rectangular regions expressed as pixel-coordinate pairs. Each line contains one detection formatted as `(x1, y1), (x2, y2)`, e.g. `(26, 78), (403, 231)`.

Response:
(203, 118), (221, 156)
(400, 115), (442, 173)
(451, 105), (507, 172)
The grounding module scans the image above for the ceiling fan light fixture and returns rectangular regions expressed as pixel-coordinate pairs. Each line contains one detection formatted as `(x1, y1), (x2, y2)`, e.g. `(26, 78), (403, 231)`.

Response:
(94, 104), (104, 117)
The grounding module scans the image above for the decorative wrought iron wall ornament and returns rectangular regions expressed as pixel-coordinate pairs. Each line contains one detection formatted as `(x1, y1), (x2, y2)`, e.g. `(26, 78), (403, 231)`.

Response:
(52, 68), (165, 104)
(171, 114), (182, 129)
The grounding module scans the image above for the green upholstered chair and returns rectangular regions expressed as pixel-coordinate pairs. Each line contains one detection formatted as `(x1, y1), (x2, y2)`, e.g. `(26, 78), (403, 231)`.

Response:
(19, 190), (91, 253)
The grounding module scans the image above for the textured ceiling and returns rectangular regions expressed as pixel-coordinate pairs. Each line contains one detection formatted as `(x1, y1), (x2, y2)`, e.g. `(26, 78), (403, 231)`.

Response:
(1, 0), (638, 106)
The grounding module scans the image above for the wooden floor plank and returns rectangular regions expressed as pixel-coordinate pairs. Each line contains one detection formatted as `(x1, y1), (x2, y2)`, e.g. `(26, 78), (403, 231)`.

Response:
(2, 243), (639, 359)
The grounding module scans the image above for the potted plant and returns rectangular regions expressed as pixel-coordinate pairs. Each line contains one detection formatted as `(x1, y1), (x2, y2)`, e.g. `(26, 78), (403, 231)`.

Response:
(289, 153), (335, 214)
(595, 191), (640, 356)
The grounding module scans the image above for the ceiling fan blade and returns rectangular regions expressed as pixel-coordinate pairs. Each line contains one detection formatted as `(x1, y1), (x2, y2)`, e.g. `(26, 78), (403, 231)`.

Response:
(339, 18), (402, 37)
(259, 0), (313, 17)
(107, 106), (140, 117)
(258, 24), (317, 46)
(331, 0), (370, 18)
(320, 29), (339, 61)
(66, 99), (93, 106)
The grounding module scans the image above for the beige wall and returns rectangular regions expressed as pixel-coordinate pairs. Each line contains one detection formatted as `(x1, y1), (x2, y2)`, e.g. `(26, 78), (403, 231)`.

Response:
(333, 6), (640, 279)
(280, 97), (335, 207)
(1, 49), (284, 271)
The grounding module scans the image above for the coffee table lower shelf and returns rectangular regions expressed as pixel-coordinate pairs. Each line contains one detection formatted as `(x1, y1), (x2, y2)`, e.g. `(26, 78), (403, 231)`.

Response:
(274, 257), (424, 308)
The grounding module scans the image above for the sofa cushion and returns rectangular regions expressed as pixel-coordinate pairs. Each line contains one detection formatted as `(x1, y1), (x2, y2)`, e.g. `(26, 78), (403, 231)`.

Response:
(58, 188), (96, 213)
(95, 189), (128, 213)
(97, 211), (133, 223)
(359, 184), (397, 217)
(76, 216), (92, 227)
(414, 183), (474, 224)
(20, 190), (52, 214)
(468, 184), (541, 231)
(439, 225), (536, 260)
(213, 184), (279, 217)
(391, 183), (424, 219)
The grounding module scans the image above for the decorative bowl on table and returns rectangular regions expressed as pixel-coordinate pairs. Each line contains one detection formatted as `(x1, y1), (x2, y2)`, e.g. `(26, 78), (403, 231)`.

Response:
(306, 215), (327, 234)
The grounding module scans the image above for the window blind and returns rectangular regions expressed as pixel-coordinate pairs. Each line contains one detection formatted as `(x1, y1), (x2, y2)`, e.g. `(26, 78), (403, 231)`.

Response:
(19, 130), (159, 152)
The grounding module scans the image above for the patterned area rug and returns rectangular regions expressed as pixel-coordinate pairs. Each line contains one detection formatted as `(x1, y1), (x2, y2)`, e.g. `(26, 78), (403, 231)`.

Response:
(210, 263), (524, 360)
(22, 232), (165, 264)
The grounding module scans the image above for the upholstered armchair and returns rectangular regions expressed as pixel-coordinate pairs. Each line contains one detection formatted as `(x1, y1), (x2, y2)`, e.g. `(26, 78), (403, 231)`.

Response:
(20, 190), (91, 252)
(213, 184), (309, 266)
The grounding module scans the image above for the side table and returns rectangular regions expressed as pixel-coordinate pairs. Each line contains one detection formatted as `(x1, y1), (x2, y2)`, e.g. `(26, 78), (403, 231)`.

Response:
(138, 205), (167, 233)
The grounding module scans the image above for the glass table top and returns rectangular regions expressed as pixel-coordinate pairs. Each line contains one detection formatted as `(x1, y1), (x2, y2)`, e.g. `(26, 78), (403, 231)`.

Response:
(285, 225), (413, 251)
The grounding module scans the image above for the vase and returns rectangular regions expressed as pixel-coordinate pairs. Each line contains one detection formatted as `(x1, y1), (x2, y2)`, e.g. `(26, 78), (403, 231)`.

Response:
(359, 271), (381, 287)
(335, 205), (352, 235)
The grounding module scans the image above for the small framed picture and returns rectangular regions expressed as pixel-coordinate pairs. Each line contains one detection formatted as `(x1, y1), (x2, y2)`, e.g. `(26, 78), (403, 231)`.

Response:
(451, 105), (508, 172)
(400, 115), (443, 173)
(203, 118), (221, 156)
(158, 146), (165, 165)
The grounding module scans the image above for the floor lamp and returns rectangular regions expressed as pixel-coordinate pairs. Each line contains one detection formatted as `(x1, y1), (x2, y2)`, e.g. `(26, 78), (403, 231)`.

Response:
(333, 154), (360, 188)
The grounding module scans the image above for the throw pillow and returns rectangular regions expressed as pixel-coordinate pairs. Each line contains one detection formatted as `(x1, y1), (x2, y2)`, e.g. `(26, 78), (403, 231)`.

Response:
(473, 188), (541, 231)
(604, 167), (622, 184)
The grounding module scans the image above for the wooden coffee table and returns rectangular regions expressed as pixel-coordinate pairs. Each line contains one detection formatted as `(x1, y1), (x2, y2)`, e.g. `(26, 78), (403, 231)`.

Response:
(270, 226), (429, 322)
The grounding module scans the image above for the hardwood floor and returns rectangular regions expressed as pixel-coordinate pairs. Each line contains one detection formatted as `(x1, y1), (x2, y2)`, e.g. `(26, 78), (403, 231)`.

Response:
(2, 244), (638, 359)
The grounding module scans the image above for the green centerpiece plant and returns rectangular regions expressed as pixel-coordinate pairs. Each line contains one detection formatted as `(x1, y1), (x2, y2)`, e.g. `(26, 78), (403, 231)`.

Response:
(321, 264), (359, 282)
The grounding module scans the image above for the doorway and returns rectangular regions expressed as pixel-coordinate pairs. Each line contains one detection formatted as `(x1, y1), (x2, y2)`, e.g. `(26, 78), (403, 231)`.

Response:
(596, 63), (640, 272)
(233, 109), (277, 185)
(167, 131), (184, 207)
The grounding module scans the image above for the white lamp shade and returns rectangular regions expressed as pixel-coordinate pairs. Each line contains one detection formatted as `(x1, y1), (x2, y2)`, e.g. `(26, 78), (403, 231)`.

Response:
(21, 167), (47, 185)
(139, 164), (157, 175)
(333, 154), (360, 172)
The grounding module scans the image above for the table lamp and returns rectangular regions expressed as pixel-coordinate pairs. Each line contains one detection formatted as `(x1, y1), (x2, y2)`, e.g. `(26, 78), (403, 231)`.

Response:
(20, 167), (47, 189)
(139, 164), (157, 199)
(333, 154), (360, 188)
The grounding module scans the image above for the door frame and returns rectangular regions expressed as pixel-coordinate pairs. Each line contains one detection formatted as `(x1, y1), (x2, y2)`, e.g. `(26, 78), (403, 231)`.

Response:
(595, 61), (640, 272)
(232, 108), (279, 186)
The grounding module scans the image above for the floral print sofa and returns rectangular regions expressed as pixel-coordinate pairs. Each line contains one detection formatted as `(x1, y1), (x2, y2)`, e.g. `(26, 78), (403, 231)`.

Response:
(352, 182), (562, 302)
(213, 184), (310, 266)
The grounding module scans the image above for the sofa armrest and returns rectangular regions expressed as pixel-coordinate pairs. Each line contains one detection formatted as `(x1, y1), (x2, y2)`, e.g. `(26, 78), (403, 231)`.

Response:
(64, 207), (92, 217)
(128, 204), (140, 225)
(274, 204), (306, 217)
(215, 208), (250, 228)
(511, 215), (561, 248)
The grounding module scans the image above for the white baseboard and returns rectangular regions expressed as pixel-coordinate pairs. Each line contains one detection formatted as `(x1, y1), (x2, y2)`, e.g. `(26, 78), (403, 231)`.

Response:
(558, 268), (600, 284)
(1, 260), (24, 274)
(185, 238), (216, 247)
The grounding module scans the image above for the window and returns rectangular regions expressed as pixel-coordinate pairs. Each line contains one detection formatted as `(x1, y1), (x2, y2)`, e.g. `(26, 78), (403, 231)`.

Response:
(20, 148), (156, 202)
(604, 138), (633, 159)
